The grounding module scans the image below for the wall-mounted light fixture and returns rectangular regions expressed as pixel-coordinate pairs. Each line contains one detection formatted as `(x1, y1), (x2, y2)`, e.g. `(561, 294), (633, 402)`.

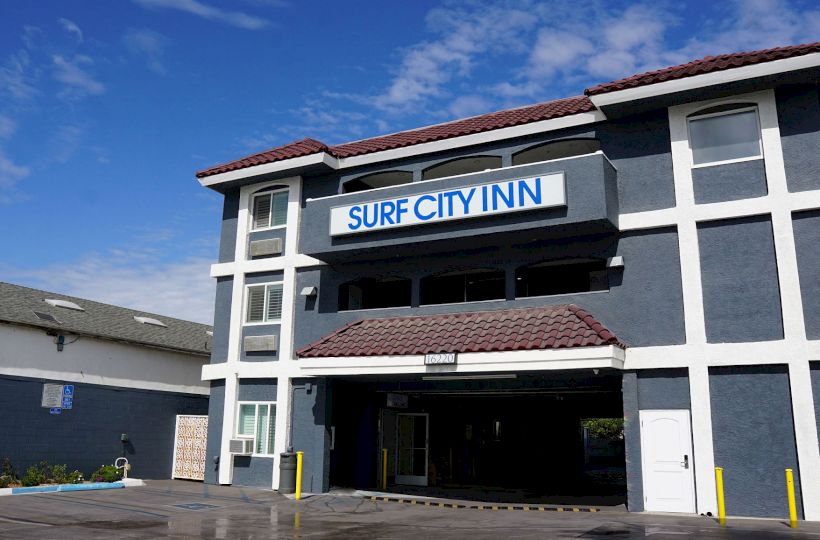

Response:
(300, 286), (318, 297)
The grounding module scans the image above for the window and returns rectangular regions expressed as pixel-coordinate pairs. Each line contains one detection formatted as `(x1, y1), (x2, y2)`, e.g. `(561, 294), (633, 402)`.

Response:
(245, 283), (284, 323)
(420, 269), (505, 305)
(339, 277), (411, 310)
(251, 188), (288, 230)
(687, 107), (762, 166)
(512, 139), (600, 166)
(515, 260), (608, 298)
(237, 402), (276, 455)
(421, 156), (502, 181)
(343, 171), (413, 193)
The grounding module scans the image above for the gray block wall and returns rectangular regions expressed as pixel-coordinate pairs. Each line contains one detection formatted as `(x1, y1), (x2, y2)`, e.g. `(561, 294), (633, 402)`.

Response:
(777, 84), (820, 193)
(218, 189), (239, 263)
(211, 276), (233, 364)
(709, 365), (802, 518)
(204, 380), (225, 484)
(0, 375), (208, 480)
(792, 210), (820, 339)
(622, 369), (690, 512)
(692, 159), (767, 204)
(295, 227), (685, 351)
(698, 215), (783, 343)
(291, 378), (331, 493)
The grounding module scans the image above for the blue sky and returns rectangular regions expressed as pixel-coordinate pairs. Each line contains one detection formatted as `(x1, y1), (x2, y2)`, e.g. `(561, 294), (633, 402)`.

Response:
(0, 0), (817, 323)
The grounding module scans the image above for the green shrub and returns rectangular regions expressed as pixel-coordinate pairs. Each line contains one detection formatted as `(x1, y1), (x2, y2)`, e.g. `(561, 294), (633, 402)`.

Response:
(582, 418), (625, 440)
(0, 457), (18, 487)
(90, 465), (123, 483)
(21, 462), (49, 487)
(17, 461), (83, 486)
(0, 475), (14, 488)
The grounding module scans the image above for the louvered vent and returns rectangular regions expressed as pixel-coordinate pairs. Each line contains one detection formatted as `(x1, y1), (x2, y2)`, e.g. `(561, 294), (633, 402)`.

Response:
(249, 238), (283, 257)
(244, 335), (278, 352)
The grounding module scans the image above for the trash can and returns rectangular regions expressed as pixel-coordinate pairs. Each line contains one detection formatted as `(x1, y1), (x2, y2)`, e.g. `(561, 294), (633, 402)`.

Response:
(279, 452), (297, 494)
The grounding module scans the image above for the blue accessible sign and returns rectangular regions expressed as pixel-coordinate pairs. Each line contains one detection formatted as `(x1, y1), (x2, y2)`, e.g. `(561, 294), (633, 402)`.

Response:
(62, 396), (73, 409)
(49, 407), (61, 415)
(63, 385), (74, 397)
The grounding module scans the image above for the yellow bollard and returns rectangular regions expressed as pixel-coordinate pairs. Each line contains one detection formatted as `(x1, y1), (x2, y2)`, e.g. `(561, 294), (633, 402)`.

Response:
(786, 468), (798, 528)
(295, 451), (304, 501)
(715, 467), (726, 526)
(382, 448), (388, 490)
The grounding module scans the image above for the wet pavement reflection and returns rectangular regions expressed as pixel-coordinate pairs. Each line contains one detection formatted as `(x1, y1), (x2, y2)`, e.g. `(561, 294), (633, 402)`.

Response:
(0, 480), (816, 539)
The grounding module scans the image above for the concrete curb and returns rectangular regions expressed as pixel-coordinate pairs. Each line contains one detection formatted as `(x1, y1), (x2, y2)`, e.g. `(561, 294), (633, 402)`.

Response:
(0, 478), (145, 496)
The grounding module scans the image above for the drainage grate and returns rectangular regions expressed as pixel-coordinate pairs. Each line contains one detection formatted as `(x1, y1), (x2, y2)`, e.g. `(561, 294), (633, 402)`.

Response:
(172, 503), (220, 511)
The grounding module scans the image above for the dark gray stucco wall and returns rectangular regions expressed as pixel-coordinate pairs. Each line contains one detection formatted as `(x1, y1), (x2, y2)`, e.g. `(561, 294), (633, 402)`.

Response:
(597, 109), (676, 213)
(291, 378), (331, 493)
(623, 369), (691, 512)
(792, 210), (820, 339)
(692, 159), (768, 204)
(237, 378), (277, 402)
(0, 375), (208, 480)
(218, 189), (239, 263)
(295, 227), (685, 350)
(204, 379), (224, 484)
(777, 84), (820, 193)
(698, 215), (783, 343)
(709, 365), (802, 519)
(211, 276), (232, 364)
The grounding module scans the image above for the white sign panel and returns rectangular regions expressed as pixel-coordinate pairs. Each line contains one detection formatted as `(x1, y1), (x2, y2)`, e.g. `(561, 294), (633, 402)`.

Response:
(386, 393), (409, 408)
(424, 353), (457, 365)
(330, 173), (566, 236)
(41, 383), (64, 408)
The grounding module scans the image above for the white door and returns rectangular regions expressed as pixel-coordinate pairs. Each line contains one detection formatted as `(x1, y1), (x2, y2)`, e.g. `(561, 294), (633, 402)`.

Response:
(395, 413), (428, 486)
(639, 409), (695, 513)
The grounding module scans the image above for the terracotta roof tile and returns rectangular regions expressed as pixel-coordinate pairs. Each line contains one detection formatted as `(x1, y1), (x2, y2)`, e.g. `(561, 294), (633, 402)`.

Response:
(585, 41), (820, 96)
(196, 137), (328, 178)
(296, 304), (624, 358)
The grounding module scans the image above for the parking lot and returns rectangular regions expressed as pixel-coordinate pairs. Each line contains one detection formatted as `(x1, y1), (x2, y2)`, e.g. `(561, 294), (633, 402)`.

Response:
(0, 480), (819, 539)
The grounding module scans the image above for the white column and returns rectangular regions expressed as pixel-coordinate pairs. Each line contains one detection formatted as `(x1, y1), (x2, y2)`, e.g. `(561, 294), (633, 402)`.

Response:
(218, 372), (238, 484)
(271, 375), (292, 489)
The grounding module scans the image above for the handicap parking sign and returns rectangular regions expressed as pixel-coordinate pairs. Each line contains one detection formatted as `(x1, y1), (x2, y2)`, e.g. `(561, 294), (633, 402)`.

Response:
(63, 385), (74, 397)
(62, 396), (73, 409)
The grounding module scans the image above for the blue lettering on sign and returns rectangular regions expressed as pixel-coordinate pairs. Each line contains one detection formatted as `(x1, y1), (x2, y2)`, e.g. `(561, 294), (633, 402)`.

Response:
(414, 195), (436, 220)
(63, 385), (74, 397)
(347, 206), (363, 230)
(62, 396), (73, 409)
(49, 407), (61, 415)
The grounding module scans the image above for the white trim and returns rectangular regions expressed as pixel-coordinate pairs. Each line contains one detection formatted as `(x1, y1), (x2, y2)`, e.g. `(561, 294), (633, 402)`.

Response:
(297, 345), (624, 376)
(210, 254), (324, 278)
(0, 366), (208, 395)
(588, 53), (820, 107)
(198, 111), (606, 187)
(235, 400), (277, 456)
(249, 187), (290, 232)
(171, 415), (180, 479)
(690, 155), (763, 170)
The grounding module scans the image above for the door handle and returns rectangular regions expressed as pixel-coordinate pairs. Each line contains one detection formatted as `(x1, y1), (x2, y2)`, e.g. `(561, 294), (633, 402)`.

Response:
(681, 455), (689, 469)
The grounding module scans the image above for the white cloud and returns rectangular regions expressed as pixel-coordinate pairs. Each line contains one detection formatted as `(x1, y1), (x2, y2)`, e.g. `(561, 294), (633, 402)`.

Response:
(0, 49), (38, 102)
(52, 54), (105, 97)
(123, 28), (169, 75)
(58, 18), (84, 43)
(447, 95), (494, 118)
(0, 115), (16, 139)
(0, 149), (30, 203)
(526, 30), (594, 80)
(133, 0), (270, 30)
(48, 124), (85, 163)
(2, 252), (216, 324)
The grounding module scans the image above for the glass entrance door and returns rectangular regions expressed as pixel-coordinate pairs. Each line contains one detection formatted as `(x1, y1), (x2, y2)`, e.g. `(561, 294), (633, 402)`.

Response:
(395, 413), (428, 486)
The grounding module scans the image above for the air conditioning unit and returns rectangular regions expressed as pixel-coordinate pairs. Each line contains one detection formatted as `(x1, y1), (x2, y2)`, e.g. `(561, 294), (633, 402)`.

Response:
(249, 238), (283, 257)
(229, 438), (254, 455)
(244, 334), (278, 352)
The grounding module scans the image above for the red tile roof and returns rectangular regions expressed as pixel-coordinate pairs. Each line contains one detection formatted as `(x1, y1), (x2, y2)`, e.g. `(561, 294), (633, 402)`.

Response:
(195, 96), (594, 178)
(585, 41), (820, 96)
(296, 304), (624, 358)
(197, 42), (819, 180)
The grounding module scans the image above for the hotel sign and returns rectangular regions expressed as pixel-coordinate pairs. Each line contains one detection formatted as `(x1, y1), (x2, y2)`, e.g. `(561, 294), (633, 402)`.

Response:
(329, 173), (566, 236)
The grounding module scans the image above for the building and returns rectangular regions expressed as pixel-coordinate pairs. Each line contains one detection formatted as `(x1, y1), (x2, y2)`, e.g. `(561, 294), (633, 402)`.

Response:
(195, 42), (820, 520)
(0, 282), (211, 479)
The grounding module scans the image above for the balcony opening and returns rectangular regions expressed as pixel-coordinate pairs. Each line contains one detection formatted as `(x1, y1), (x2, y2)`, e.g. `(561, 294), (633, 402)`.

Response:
(515, 259), (608, 298)
(339, 277), (412, 310)
(343, 171), (413, 193)
(421, 156), (502, 181)
(420, 268), (505, 305)
(512, 139), (601, 167)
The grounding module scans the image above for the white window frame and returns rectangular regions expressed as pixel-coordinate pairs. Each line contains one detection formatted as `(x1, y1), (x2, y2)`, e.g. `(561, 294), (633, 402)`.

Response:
(686, 105), (764, 169)
(249, 187), (289, 232)
(244, 281), (284, 326)
(235, 401), (277, 457)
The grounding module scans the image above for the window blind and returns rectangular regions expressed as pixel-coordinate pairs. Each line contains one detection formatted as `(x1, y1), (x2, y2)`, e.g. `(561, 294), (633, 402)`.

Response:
(256, 404), (269, 454)
(246, 286), (266, 323)
(253, 194), (272, 229)
(238, 404), (256, 436)
(266, 284), (284, 321)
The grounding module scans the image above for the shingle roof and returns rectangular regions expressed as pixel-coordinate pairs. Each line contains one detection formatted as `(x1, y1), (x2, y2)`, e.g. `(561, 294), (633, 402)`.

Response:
(197, 41), (820, 180)
(297, 304), (624, 358)
(585, 41), (820, 96)
(195, 96), (595, 178)
(0, 282), (212, 356)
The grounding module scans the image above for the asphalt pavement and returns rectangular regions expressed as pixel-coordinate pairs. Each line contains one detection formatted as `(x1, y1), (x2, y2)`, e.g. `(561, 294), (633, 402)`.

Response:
(0, 479), (818, 539)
